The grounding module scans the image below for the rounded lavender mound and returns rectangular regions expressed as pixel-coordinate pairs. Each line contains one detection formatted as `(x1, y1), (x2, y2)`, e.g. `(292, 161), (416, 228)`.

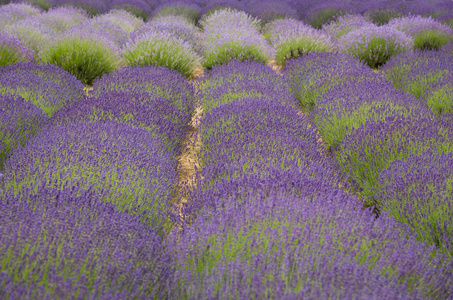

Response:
(168, 192), (452, 299)
(335, 115), (453, 205)
(0, 184), (171, 299)
(0, 93), (46, 169)
(322, 13), (373, 40)
(245, 0), (297, 25)
(152, 0), (201, 22)
(285, 52), (380, 111)
(0, 62), (84, 117)
(0, 31), (34, 67)
(56, 0), (108, 15)
(50, 91), (187, 153)
(93, 65), (195, 117)
(378, 149), (453, 255)
(311, 79), (432, 149)
(3, 121), (177, 231)
(110, 0), (153, 21)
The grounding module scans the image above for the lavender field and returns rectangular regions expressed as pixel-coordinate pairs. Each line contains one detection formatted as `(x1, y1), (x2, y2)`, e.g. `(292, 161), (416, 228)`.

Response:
(1, 0), (453, 299)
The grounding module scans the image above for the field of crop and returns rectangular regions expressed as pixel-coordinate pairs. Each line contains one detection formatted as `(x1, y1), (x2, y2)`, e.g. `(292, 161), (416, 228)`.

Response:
(1, 0), (453, 299)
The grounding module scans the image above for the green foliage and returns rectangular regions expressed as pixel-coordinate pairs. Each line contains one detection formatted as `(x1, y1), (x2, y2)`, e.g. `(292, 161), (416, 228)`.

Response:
(123, 34), (201, 78)
(43, 37), (119, 85)
(413, 30), (453, 51)
(308, 8), (347, 29)
(203, 42), (268, 69)
(0, 45), (27, 67)
(426, 84), (453, 117)
(275, 38), (333, 67)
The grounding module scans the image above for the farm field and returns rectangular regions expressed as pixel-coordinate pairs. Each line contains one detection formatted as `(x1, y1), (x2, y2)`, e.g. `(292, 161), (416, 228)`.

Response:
(1, 0), (453, 299)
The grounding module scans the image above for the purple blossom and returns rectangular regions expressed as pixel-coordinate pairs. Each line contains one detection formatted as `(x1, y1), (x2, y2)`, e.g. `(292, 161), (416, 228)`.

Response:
(0, 31), (34, 66)
(0, 3), (42, 29)
(36, 5), (88, 33)
(322, 13), (373, 39)
(152, 0), (202, 22)
(109, 0), (153, 20)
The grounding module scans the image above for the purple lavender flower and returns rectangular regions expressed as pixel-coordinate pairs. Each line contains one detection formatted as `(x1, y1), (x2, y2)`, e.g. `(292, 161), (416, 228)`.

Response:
(3, 121), (178, 231)
(169, 192), (452, 299)
(338, 24), (414, 68)
(95, 8), (144, 34)
(322, 13), (373, 40)
(245, 0), (298, 24)
(0, 184), (172, 298)
(131, 15), (202, 55)
(0, 3), (42, 29)
(264, 18), (335, 66)
(388, 16), (453, 50)
(92, 65), (195, 118)
(378, 149), (453, 255)
(0, 31), (34, 66)
(285, 52), (380, 111)
(110, 0), (153, 20)
(153, 0), (202, 22)
(0, 62), (84, 117)
(201, 8), (275, 68)
(54, 0), (108, 15)
(302, 1), (353, 29)
(36, 5), (88, 33)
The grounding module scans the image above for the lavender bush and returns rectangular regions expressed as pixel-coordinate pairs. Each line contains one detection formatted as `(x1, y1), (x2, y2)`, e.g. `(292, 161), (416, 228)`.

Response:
(0, 3), (41, 29)
(169, 192), (453, 299)
(322, 14), (373, 40)
(311, 79), (432, 150)
(303, 2), (352, 29)
(92, 65), (195, 117)
(338, 24), (414, 68)
(123, 30), (202, 78)
(263, 18), (335, 67)
(0, 184), (172, 298)
(425, 74), (453, 117)
(95, 8), (143, 33)
(389, 16), (453, 51)
(286, 52), (380, 111)
(43, 30), (120, 85)
(36, 5), (88, 33)
(0, 93), (46, 169)
(378, 150), (453, 255)
(0, 62), (84, 117)
(335, 115), (453, 206)
(245, 0), (297, 24)
(56, 0), (108, 15)
(153, 0), (201, 22)
(0, 32), (34, 66)
(110, 0), (153, 20)
(131, 15), (202, 55)
(50, 91), (187, 153)
(201, 8), (274, 69)
(3, 121), (177, 231)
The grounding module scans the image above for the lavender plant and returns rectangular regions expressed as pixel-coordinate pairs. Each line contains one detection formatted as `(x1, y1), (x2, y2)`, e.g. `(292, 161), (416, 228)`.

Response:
(425, 74), (453, 117)
(311, 80), (432, 150)
(0, 2), (41, 29)
(322, 14), (373, 40)
(245, 0), (297, 25)
(303, 2), (352, 29)
(3, 121), (177, 231)
(43, 30), (120, 85)
(200, 8), (274, 69)
(0, 184), (172, 298)
(56, 0), (108, 15)
(338, 24), (414, 68)
(0, 93), (46, 169)
(36, 5), (88, 33)
(50, 91), (187, 153)
(335, 115), (453, 206)
(95, 8), (143, 33)
(131, 15), (202, 55)
(110, 0), (153, 20)
(123, 30), (202, 78)
(169, 192), (453, 299)
(389, 16), (453, 51)
(92, 65), (195, 117)
(19, 0), (53, 10)
(3, 17), (54, 61)
(153, 0), (201, 22)
(0, 31), (34, 66)
(0, 62), (84, 115)
(264, 18), (335, 67)
(378, 150), (453, 256)
(285, 52), (380, 111)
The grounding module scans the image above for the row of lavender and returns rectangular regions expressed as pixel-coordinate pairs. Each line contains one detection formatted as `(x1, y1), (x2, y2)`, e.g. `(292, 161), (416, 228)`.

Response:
(287, 48), (453, 257)
(163, 58), (453, 298)
(0, 62), (196, 297)
(2, 0), (453, 27)
(1, 2), (453, 86)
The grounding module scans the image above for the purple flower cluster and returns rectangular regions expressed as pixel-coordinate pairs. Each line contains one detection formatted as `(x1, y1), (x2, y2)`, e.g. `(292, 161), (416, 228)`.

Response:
(285, 52), (379, 111)
(0, 93), (46, 168)
(0, 3), (41, 29)
(388, 16), (453, 50)
(264, 18), (335, 66)
(36, 5), (88, 33)
(378, 149), (453, 254)
(169, 191), (453, 299)
(338, 24), (414, 68)
(110, 0), (153, 20)
(92, 65), (195, 120)
(322, 13), (373, 40)
(0, 184), (172, 298)
(152, 0), (201, 22)
(245, 0), (297, 24)
(94, 8), (143, 34)
(0, 31), (34, 66)
(3, 121), (177, 231)
(200, 8), (275, 69)
(0, 62), (84, 117)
